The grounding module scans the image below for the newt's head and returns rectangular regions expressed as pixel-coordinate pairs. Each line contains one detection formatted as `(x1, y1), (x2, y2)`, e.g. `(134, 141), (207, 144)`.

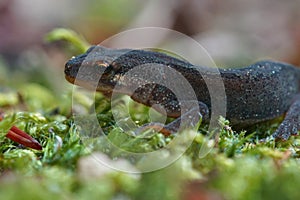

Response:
(65, 45), (194, 99)
(65, 45), (139, 94)
(65, 45), (183, 95)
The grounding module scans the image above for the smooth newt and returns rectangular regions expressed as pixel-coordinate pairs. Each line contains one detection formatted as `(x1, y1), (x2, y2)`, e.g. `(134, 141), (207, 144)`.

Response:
(65, 45), (300, 140)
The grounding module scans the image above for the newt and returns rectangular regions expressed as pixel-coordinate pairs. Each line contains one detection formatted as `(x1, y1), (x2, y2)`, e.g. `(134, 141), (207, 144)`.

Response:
(64, 45), (300, 140)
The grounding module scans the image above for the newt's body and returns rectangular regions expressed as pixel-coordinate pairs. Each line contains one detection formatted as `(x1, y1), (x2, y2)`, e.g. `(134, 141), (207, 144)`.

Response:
(65, 45), (300, 140)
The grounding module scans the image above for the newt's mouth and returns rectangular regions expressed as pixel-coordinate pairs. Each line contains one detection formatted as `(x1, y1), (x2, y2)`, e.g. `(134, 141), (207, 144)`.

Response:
(65, 60), (80, 81)
(65, 53), (111, 79)
(65, 74), (75, 84)
(64, 57), (116, 92)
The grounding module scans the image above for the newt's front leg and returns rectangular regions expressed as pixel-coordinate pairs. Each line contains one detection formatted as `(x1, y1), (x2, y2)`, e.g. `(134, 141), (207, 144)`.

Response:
(134, 101), (209, 135)
(272, 94), (300, 140)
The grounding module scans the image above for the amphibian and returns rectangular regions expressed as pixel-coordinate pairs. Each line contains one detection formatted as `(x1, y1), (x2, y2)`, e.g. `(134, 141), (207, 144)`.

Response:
(65, 45), (300, 140)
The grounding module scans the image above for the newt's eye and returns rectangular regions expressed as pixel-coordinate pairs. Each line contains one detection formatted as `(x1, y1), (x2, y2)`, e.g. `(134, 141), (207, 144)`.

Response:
(103, 66), (116, 78)
(110, 61), (121, 71)
(94, 60), (109, 68)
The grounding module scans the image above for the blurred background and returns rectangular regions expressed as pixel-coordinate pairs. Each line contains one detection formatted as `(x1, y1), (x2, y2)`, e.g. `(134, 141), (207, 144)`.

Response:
(1, 0), (300, 93)
(1, 1), (300, 199)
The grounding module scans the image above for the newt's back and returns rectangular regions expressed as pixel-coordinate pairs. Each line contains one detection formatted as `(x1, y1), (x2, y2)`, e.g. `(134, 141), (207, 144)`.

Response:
(220, 61), (300, 126)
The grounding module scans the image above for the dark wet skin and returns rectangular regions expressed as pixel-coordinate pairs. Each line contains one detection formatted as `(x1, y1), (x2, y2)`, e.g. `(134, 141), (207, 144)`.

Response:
(65, 45), (300, 140)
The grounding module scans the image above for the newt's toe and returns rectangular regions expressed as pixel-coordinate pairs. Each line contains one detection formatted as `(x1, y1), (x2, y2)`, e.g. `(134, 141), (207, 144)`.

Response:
(134, 122), (174, 136)
(272, 120), (299, 140)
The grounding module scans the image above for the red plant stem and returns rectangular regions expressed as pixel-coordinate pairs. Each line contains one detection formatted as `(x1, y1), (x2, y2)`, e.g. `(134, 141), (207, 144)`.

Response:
(6, 126), (43, 150)
(1, 114), (42, 150)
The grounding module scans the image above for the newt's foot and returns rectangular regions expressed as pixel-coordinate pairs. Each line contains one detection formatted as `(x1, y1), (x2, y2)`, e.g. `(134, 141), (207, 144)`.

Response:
(134, 108), (205, 136)
(134, 122), (174, 136)
(272, 95), (300, 140)
(272, 119), (299, 140)
(134, 101), (208, 136)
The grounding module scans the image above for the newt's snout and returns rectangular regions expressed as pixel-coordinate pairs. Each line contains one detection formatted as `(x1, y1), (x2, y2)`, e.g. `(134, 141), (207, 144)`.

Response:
(64, 53), (87, 83)
(64, 49), (117, 92)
